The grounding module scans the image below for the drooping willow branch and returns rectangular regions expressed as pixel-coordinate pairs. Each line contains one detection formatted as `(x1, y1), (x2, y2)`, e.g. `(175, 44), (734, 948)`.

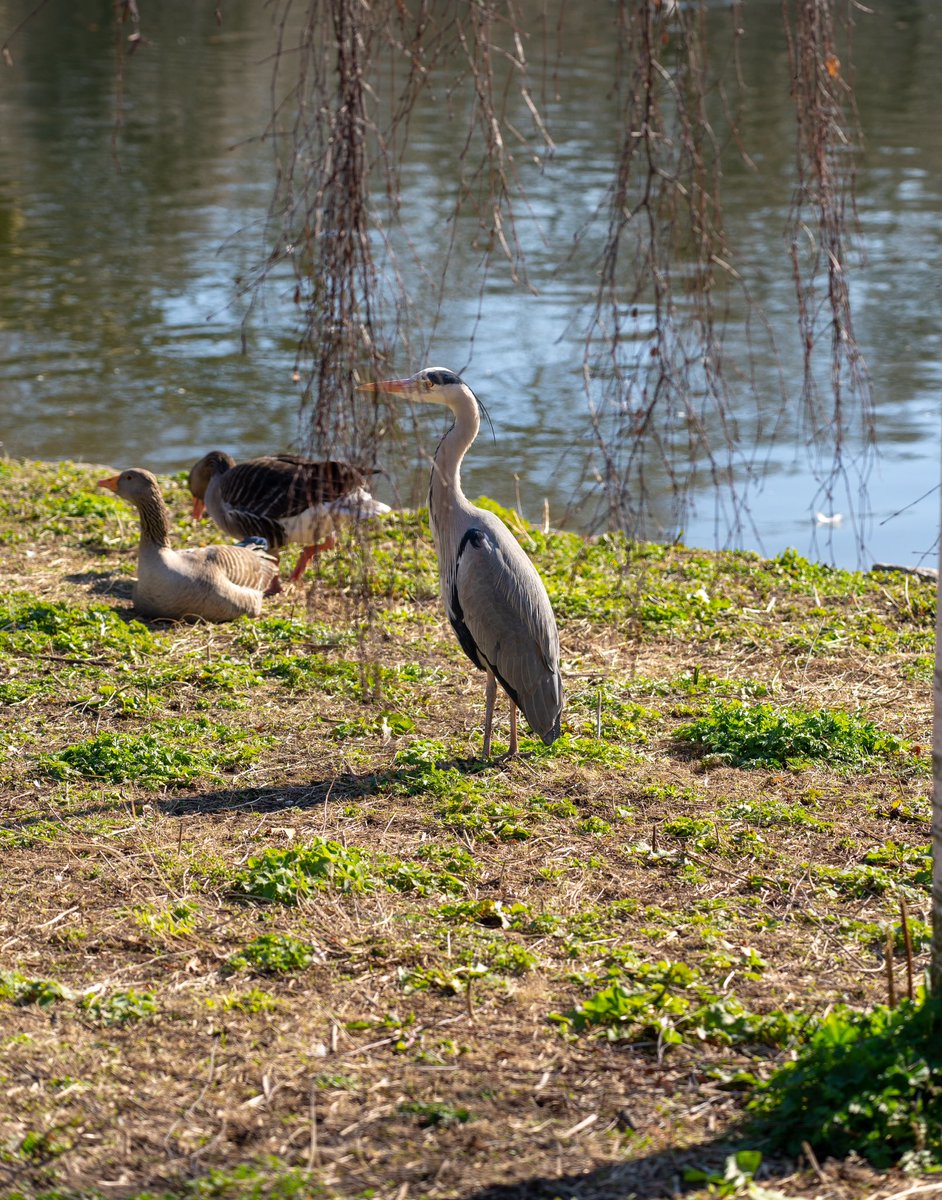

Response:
(581, 0), (871, 550)
(253, 0), (553, 472)
(783, 0), (874, 540)
(254, 0), (386, 469)
(583, 0), (756, 545)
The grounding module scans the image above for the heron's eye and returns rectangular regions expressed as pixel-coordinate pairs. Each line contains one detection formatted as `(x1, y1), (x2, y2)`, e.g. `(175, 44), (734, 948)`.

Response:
(423, 377), (434, 391)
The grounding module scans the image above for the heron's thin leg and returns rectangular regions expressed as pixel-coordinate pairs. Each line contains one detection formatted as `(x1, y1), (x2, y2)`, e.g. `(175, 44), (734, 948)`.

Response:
(483, 669), (497, 758)
(508, 703), (518, 757)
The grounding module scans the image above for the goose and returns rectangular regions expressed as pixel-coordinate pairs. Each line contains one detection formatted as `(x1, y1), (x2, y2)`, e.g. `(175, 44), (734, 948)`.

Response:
(98, 468), (279, 622)
(187, 451), (391, 581)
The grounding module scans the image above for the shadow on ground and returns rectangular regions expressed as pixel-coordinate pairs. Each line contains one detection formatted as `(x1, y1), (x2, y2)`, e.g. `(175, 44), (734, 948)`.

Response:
(1, 757), (493, 832)
(464, 1138), (883, 1200)
(163, 755), (493, 816)
(160, 773), (382, 816)
(65, 569), (133, 600)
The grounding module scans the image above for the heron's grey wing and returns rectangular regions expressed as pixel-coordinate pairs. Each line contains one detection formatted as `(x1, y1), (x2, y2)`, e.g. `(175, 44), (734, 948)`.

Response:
(190, 544), (279, 591)
(453, 525), (562, 743)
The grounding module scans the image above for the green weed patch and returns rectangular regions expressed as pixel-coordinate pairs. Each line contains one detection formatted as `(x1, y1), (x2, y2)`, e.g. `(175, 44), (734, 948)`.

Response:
(0, 972), (74, 1008)
(227, 934), (316, 975)
(232, 841), (375, 903)
(749, 993), (942, 1169)
(80, 989), (157, 1026)
(39, 721), (269, 785)
(551, 958), (808, 1049)
(0, 594), (160, 658)
(232, 839), (477, 905)
(677, 701), (910, 770)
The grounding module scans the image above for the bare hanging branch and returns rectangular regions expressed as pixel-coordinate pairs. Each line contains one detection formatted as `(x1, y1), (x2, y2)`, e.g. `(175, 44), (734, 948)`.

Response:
(112, 0), (142, 163)
(250, 0), (554, 472)
(583, 0), (758, 546)
(783, 0), (874, 543)
(255, 0), (389, 470)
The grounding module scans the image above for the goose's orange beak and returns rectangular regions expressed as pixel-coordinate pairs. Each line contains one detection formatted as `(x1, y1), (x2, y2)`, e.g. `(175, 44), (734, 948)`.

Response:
(98, 475), (120, 492)
(192, 497), (206, 520)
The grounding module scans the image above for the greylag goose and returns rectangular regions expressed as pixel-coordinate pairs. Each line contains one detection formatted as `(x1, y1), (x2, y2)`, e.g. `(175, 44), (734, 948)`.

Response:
(99, 468), (279, 622)
(187, 451), (391, 582)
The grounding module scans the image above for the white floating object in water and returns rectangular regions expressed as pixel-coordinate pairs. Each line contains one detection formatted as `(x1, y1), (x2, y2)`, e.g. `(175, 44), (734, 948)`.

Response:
(815, 512), (843, 526)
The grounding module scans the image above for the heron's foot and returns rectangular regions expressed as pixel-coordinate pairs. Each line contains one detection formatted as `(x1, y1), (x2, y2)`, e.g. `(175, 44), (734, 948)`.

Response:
(479, 740), (520, 763)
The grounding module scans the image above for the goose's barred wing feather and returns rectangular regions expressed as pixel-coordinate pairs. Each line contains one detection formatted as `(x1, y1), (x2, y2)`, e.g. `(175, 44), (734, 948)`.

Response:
(221, 459), (367, 521)
(190, 543), (279, 591)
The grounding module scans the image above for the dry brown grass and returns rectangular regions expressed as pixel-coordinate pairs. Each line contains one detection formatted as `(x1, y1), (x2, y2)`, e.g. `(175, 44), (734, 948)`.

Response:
(0, 460), (936, 1200)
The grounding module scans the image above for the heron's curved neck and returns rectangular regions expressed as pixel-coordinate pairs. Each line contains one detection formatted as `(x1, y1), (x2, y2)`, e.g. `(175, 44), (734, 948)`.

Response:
(137, 492), (173, 549)
(430, 387), (480, 513)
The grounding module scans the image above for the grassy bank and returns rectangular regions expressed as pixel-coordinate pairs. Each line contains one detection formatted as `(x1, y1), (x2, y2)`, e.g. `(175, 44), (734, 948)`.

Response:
(0, 458), (935, 1200)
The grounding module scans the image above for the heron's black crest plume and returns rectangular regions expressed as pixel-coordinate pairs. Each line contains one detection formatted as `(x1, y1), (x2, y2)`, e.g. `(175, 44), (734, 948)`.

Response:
(479, 399), (496, 448)
(425, 369), (462, 387)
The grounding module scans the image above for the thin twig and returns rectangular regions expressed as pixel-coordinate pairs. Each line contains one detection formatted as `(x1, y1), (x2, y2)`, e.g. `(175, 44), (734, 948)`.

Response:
(884, 927), (896, 1008)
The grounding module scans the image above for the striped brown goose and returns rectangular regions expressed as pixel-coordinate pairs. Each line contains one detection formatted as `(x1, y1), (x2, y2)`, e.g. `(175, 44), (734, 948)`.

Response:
(99, 468), (279, 622)
(188, 451), (391, 581)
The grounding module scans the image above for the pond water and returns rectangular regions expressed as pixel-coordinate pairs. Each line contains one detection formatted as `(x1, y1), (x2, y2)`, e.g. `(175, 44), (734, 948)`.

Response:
(0, 0), (939, 569)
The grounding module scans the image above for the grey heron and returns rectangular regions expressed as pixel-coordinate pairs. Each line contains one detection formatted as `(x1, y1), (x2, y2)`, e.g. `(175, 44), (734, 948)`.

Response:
(361, 367), (563, 757)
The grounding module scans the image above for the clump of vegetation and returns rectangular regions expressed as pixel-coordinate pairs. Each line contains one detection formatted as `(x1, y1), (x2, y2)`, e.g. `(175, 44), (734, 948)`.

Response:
(749, 993), (942, 1170)
(232, 840), (375, 903)
(39, 721), (269, 784)
(227, 934), (316, 975)
(132, 902), (198, 938)
(677, 701), (910, 770)
(80, 989), (157, 1026)
(550, 958), (807, 1050)
(437, 898), (559, 935)
(0, 595), (159, 657)
(379, 856), (467, 896)
(436, 792), (531, 841)
(684, 1150), (778, 1199)
(0, 973), (157, 1026)
(208, 988), (280, 1014)
(0, 971), (74, 1008)
(41, 731), (203, 784)
(399, 962), (489, 995)
(721, 796), (832, 830)
(398, 1099), (472, 1127)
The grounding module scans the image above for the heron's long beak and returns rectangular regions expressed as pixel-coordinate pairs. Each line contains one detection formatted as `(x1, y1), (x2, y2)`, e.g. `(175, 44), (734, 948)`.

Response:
(357, 377), (416, 396)
(98, 475), (119, 492)
(192, 496), (206, 520)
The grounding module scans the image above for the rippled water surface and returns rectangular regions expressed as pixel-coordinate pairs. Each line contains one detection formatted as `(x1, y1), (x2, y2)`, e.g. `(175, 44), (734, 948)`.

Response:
(0, 0), (939, 567)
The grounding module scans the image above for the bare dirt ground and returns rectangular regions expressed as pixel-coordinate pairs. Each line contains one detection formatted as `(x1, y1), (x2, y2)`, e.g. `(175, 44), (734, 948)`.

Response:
(0, 459), (937, 1200)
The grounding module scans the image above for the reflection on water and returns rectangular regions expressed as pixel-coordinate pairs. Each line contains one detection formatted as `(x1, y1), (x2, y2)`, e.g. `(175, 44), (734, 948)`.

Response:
(0, 0), (939, 567)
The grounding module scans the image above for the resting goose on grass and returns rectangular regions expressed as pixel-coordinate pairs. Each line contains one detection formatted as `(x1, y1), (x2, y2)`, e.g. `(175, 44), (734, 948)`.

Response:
(187, 451), (391, 582)
(99, 468), (279, 622)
